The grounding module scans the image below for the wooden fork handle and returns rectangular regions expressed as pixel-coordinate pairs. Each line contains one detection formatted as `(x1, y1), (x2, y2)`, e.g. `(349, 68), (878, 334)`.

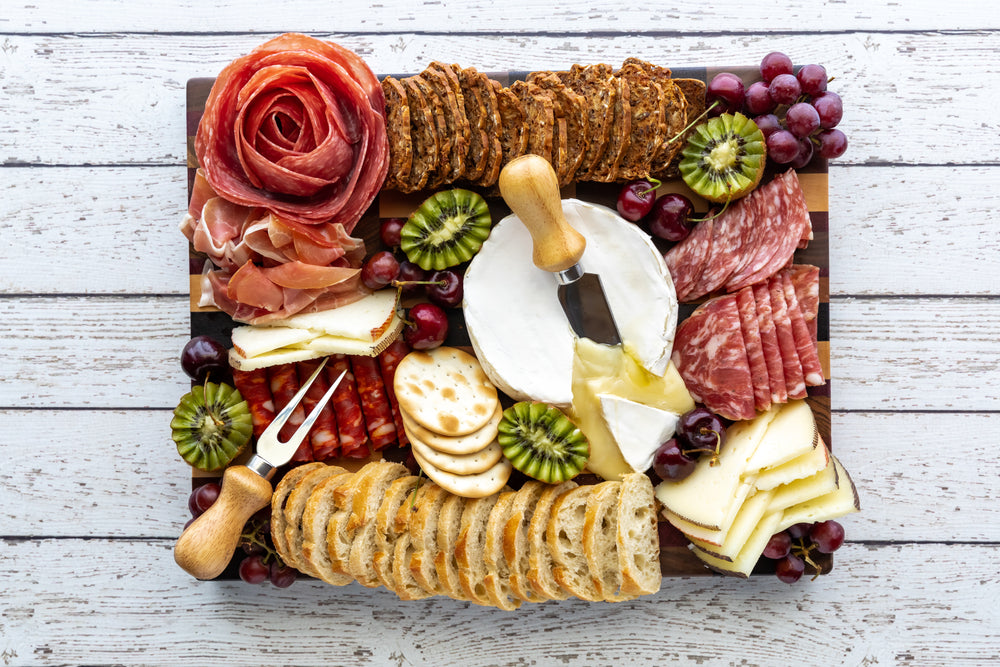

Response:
(174, 465), (272, 580)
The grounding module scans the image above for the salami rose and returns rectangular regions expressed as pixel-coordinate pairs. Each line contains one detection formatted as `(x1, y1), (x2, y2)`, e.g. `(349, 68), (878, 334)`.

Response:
(195, 33), (389, 235)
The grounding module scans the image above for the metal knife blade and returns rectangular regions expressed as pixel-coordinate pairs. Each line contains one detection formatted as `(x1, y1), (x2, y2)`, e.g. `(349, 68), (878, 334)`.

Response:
(556, 267), (622, 346)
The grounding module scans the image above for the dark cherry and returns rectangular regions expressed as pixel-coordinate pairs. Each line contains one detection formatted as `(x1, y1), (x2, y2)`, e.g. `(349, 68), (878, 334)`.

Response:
(648, 193), (695, 243)
(677, 407), (726, 453)
(809, 520), (846, 553)
(188, 482), (221, 517)
(616, 180), (657, 222)
(180, 336), (229, 383)
(404, 302), (449, 350)
(651, 438), (697, 482)
(361, 250), (400, 290)
(762, 531), (792, 560)
(396, 261), (428, 296)
(427, 270), (464, 309)
(380, 218), (406, 248)
(269, 561), (297, 588)
(775, 553), (806, 584)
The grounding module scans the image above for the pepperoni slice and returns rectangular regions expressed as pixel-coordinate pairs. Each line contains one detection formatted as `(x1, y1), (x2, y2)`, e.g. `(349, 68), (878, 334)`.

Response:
(351, 355), (398, 451)
(232, 368), (276, 438)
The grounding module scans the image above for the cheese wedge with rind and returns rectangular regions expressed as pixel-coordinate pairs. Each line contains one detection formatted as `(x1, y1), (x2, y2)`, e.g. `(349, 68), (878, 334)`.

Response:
(687, 487), (776, 561)
(260, 289), (398, 341)
(743, 399), (817, 475)
(598, 394), (680, 474)
(753, 436), (830, 491)
(777, 456), (860, 530)
(231, 326), (316, 359)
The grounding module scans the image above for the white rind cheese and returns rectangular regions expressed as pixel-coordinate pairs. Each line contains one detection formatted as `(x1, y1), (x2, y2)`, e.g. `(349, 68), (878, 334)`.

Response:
(598, 394), (680, 474)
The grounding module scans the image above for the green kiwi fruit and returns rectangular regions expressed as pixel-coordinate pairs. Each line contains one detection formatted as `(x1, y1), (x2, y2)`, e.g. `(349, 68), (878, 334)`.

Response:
(678, 112), (766, 203)
(171, 381), (253, 472)
(497, 402), (589, 484)
(400, 188), (492, 270)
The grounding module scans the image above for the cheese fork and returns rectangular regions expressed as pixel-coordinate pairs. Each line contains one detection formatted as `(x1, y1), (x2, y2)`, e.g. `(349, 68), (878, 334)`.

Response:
(174, 358), (347, 580)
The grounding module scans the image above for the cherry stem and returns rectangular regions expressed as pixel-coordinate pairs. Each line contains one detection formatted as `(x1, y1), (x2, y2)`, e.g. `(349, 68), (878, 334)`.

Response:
(638, 177), (662, 197)
(665, 100), (721, 145)
(691, 198), (732, 223)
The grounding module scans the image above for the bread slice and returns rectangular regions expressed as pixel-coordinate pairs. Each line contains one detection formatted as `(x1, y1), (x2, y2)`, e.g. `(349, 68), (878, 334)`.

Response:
(342, 461), (410, 587)
(406, 483), (453, 596)
(324, 461), (384, 577)
(282, 465), (348, 577)
(583, 480), (634, 601)
(270, 462), (327, 568)
(503, 481), (549, 604)
(433, 492), (474, 603)
(482, 491), (522, 610)
(547, 485), (603, 601)
(388, 482), (438, 600)
(299, 471), (356, 585)
(617, 472), (662, 596)
(371, 475), (422, 592)
(526, 480), (577, 600)
(454, 492), (502, 605)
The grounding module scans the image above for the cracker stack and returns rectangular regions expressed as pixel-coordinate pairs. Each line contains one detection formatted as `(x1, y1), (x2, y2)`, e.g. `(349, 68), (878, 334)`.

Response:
(272, 460), (663, 608)
(381, 59), (706, 191)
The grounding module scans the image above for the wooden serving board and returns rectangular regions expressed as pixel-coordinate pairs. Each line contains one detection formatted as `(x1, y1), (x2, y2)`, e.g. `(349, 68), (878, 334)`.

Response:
(183, 66), (832, 579)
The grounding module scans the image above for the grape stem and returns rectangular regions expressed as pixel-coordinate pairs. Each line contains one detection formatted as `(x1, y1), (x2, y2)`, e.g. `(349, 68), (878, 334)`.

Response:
(792, 537), (823, 581)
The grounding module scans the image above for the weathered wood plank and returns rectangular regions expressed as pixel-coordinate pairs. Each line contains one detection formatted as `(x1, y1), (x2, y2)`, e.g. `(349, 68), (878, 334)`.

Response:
(0, 410), (993, 542)
(2, 165), (998, 296)
(1, 32), (997, 165)
(3, 0), (994, 34)
(2, 296), (997, 411)
(1, 540), (996, 666)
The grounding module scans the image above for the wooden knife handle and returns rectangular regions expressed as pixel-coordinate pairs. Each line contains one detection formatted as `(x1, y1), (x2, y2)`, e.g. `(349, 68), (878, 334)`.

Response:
(498, 154), (586, 273)
(173, 465), (272, 580)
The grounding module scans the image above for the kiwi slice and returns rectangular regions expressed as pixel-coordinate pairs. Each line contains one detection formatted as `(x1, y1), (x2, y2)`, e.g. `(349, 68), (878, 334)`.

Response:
(171, 381), (253, 472)
(678, 112), (766, 203)
(400, 188), (492, 270)
(497, 402), (589, 484)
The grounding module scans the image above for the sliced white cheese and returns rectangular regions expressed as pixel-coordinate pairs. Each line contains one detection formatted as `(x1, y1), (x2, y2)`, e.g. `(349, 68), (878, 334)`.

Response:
(291, 316), (403, 357)
(691, 510), (784, 578)
(228, 346), (323, 372)
(261, 289), (398, 341)
(654, 404), (779, 530)
(777, 456), (860, 530)
(744, 399), (818, 475)
(769, 452), (839, 513)
(598, 394), (679, 474)
(230, 325), (316, 359)
(754, 437), (830, 491)
(663, 479), (756, 547)
(687, 487), (776, 560)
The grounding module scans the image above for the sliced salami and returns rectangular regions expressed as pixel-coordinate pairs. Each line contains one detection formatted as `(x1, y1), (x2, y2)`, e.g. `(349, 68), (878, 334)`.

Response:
(377, 338), (411, 447)
(735, 286), (770, 413)
(752, 282), (787, 405)
(690, 191), (759, 299)
(781, 271), (825, 387)
(351, 355), (398, 451)
(295, 359), (340, 461)
(665, 216), (714, 302)
(268, 363), (310, 461)
(768, 276), (807, 400)
(789, 264), (821, 342)
(327, 354), (370, 459)
(232, 368), (276, 438)
(671, 294), (755, 421)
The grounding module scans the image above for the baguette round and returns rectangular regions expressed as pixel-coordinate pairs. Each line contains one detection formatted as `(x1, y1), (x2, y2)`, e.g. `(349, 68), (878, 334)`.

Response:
(299, 471), (356, 585)
(270, 462), (328, 568)
(482, 491), (521, 610)
(547, 485), (602, 601)
(526, 480), (577, 600)
(503, 481), (550, 604)
(281, 465), (349, 577)
(616, 472), (662, 596)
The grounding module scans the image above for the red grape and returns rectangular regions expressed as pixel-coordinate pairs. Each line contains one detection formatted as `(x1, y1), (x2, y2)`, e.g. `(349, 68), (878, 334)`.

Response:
(744, 81), (775, 115)
(775, 553), (805, 584)
(651, 439), (697, 482)
(786, 522), (811, 539)
(766, 130), (800, 164)
(707, 72), (745, 115)
(426, 270), (464, 308)
(648, 193), (695, 242)
(677, 407), (726, 453)
(361, 251), (400, 289)
(269, 561), (297, 588)
(816, 129), (848, 159)
(785, 102), (820, 138)
(797, 64), (828, 96)
(180, 336), (229, 382)
(380, 218), (405, 247)
(404, 302), (449, 349)
(616, 180), (657, 222)
(760, 52), (794, 83)
(768, 73), (802, 106)
(812, 92), (843, 128)
(239, 555), (270, 584)
(753, 114), (782, 138)
(789, 137), (814, 169)
(763, 531), (792, 560)
(809, 520), (846, 553)
(188, 482), (221, 517)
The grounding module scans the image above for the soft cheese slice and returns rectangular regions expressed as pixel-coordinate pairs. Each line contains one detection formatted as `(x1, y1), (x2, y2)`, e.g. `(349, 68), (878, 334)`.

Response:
(687, 487), (776, 560)
(691, 509), (784, 578)
(743, 399), (818, 476)
(262, 289), (398, 341)
(463, 199), (677, 407)
(598, 394), (680, 474)
(777, 456), (860, 530)
(663, 479), (756, 547)
(754, 437), (830, 492)
(654, 403), (779, 530)
(231, 326), (317, 359)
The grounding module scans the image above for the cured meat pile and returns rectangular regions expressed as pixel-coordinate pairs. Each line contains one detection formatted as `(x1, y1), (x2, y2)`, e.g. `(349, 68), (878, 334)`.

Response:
(665, 170), (812, 303)
(182, 33), (389, 324)
(232, 339), (411, 461)
(671, 265), (823, 421)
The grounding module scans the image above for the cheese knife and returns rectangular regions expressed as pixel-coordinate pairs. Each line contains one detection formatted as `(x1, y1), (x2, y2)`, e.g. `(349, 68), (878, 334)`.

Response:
(499, 154), (622, 346)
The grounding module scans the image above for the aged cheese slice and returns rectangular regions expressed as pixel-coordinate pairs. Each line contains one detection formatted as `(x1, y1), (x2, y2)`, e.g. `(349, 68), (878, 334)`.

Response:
(599, 394), (679, 474)
(687, 487), (776, 560)
(654, 404), (779, 530)
(777, 456), (860, 530)
(692, 510), (784, 578)
(664, 479), (756, 547)
(292, 316), (403, 357)
(768, 451), (839, 513)
(262, 289), (398, 341)
(228, 346), (323, 372)
(754, 437), (830, 492)
(231, 325), (316, 359)
(744, 399), (818, 476)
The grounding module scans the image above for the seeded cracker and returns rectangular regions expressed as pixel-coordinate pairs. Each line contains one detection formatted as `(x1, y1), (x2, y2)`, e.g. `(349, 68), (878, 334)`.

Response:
(400, 77), (439, 192)
(380, 77), (412, 190)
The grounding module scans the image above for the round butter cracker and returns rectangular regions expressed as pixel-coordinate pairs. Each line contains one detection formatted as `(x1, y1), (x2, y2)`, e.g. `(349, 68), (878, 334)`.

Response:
(394, 347), (499, 436)
(413, 447), (512, 499)
(410, 434), (503, 475)
(400, 402), (501, 455)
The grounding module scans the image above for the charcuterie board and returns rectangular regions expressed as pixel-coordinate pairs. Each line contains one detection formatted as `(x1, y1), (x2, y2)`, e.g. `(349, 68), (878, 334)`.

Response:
(183, 66), (833, 579)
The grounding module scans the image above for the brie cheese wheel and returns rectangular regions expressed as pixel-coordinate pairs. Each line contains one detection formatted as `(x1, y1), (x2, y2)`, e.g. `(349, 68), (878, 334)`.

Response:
(463, 199), (677, 407)
(598, 394), (679, 473)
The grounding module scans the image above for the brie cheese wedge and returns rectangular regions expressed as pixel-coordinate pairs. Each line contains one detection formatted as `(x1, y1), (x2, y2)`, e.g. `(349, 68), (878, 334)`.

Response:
(598, 394), (680, 473)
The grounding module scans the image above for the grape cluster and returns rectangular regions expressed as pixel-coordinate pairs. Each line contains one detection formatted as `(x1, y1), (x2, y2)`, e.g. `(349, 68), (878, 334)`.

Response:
(706, 52), (848, 169)
(762, 519), (846, 583)
(651, 407), (727, 482)
(187, 483), (297, 587)
(360, 218), (459, 350)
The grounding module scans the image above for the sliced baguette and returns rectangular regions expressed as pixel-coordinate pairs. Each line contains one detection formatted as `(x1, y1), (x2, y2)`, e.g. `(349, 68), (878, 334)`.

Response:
(282, 465), (349, 577)
(616, 472), (662, 596)
(482, 491), (522, 610)
(406, 483), (455, 597)
(299, 471), (356, 585)
(372, 475), (422, 592)
(454, 492), (502, 605)
(526, 481), (577, 600)
(388, 482), (438, 600)
(583, 480), (634, 601)
(324, 461), (384, 577)
(547, 485), (603, 601)
(433, 492), (474, 603)
(503, 481), (550, 604)
(342, 461), (410, 587)
(270, 462), (327, 568)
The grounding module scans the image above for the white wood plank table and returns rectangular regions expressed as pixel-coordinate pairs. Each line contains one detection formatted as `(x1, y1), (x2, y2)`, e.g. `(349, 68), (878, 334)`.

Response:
(1, 2), (998, 665)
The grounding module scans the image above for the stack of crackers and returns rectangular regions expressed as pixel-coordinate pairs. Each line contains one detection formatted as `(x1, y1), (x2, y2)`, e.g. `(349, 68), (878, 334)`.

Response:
(381, 58), (706, 191)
